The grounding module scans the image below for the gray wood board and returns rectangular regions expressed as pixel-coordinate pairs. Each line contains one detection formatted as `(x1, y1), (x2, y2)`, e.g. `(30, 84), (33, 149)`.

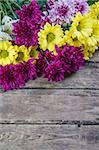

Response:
(0, 125), (99, 150)
(0, 89), (99, 123)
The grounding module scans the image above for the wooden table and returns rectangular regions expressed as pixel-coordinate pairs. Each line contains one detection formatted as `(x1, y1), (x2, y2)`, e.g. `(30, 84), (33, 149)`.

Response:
(0, 51), (99, 150)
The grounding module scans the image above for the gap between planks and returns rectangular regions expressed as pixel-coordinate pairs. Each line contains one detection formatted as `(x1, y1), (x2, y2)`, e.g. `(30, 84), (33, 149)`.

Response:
(0, 120), (99, 126)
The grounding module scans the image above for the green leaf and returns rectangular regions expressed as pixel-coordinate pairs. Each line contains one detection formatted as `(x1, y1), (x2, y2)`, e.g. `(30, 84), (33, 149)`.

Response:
(37, 0), (47, 8)
(87, 0), (98, 5)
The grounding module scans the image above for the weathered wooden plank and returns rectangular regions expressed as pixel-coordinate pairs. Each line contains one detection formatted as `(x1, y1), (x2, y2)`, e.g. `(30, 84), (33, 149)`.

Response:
(0, 125), (98, 150)
(91, 50), (99, 62)
(0, 89), (99, 123)
(23, 62), (99, 89)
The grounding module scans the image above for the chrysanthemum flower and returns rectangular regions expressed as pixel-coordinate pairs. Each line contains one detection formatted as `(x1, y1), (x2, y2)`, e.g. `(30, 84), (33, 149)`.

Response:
(0, 41), (16, 66)
(45, 60), (65, 81)
(55, 45), (84, 74)
(0, 30), (12, 41)
(46, 0), (75, 25)
(88, 2), (99, 21)
(71, 12), (93, 40)
(14, 45), (29, 64)
(47, 0), (56, 8)
(0, 64), (25, 91)
(13, 0), (44, 47)
(0, 59), (37, 91)
(86, 21), (99, 47)
(82, 44), (98, 60)
(28, 46), (39, 59)
(20, 59), (37, 81)
(2, 16), (18, 34)
(45, 0), (89, 25)
(36, 45), (84, 81)
(38, 22), (64, 53)
(73, 0), (89, 14)
(63, 30), (82, 47)
(36, 52), (47, 76)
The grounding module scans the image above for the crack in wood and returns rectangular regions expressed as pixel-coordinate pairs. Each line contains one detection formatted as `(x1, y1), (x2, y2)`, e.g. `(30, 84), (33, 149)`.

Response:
(0, 120), (99, 126)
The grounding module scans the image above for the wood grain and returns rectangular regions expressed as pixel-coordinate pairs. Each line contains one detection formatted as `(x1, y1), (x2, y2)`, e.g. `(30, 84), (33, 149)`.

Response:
(0, 89), (99, 123)
(0, 125), (98, 150)
(91, 50), (99, 62)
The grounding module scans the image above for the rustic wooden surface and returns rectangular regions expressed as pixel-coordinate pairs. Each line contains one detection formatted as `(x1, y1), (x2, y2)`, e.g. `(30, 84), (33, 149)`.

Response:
(0, 51), (99, 150)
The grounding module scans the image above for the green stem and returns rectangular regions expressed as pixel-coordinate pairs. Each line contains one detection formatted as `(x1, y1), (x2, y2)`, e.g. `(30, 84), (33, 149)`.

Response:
(0, 11), (1, 25)
(0, 2), (5, 24)
(6, 0), (17, 19)
(9, 0), (21, 10)
(41, 50), (49, 65)
(0, 3), (5, 16)
(1, 3), (8, 16)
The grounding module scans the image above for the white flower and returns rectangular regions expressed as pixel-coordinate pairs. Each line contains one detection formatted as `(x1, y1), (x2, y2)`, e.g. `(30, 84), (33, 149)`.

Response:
(2, 16), (18, 34)
(0, 31), (12, 41)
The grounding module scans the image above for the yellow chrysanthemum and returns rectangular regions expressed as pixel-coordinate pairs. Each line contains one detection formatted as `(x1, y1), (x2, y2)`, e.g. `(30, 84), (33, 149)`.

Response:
(0, 41), (16, 66)
(14, 45), (29, 64)
(28, 46), (38, 59)
(70, 12), (93, 41)
(91, 21), (99, 44)
(83, 20), (99, 47)
(38, 22), (64, 53)
(88, 2), (99, 21)
(82, 44), (98, 60)
(63, 30), (82, 47)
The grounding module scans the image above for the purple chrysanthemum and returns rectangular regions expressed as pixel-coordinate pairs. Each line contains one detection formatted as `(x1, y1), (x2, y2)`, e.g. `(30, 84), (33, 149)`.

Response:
(36, 45), (84, 82)
(45, 0), (89, 25)
(13, 0), (44, 47)
(45, 50), (55, 63)
(20, 59), (37, 81)
(47, 0), (74, 24)
(0, 64), (25, 91)
(73, 0), (89, 14)
(45, 60), (65, 81)
(36, 52), (47, 76)
(47, 0), (56, 8)
(55, 45), (84, 74)
(0, 59), (37, 91)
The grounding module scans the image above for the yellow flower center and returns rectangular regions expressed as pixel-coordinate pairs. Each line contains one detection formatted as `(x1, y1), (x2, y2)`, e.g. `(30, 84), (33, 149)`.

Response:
(47, 33), (55, 43)
(73, 37), (78, 42)
(0, 50), (9, 58)
(29, 50), (34, 57)
(97, 14), (99, 20)
(16, 52), (24, 61)
(77, 22), (81, 31)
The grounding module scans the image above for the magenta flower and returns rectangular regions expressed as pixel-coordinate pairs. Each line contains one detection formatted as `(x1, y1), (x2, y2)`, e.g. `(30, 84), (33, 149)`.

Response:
(13, 0), (44, 47)
(0, 64), (25, 91)
(55, 45), (84, 74)
(45, 60), (65, 81)
(0, 59), (37, 91)
(20, 59), (37, 81)
(36, 45), (84, 82)
(36, 52), (47, 76)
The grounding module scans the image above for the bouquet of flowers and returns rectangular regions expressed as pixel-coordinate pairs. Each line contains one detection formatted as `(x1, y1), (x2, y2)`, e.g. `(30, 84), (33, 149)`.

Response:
(0, 0), (99, 91)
